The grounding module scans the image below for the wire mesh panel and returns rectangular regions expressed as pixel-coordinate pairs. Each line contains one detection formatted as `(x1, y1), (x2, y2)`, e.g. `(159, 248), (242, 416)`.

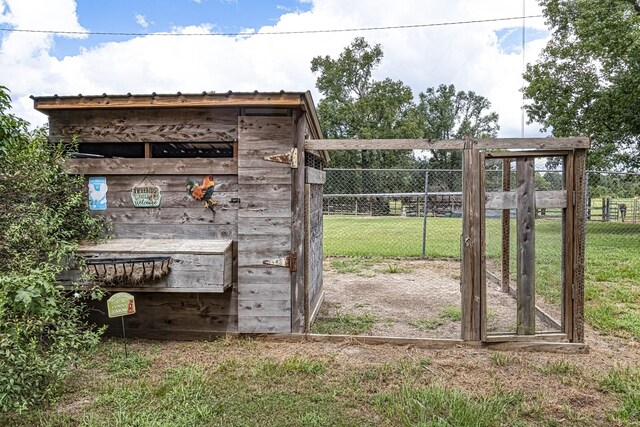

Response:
(324, 168), (463, 258)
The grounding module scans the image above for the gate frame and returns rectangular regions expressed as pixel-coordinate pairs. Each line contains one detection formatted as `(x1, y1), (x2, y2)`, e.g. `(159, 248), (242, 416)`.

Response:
(306, 137), (590, 344)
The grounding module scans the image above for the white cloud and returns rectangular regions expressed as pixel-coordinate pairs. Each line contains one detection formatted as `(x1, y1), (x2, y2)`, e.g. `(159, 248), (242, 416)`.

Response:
(0, 0), (550, 137)
(134, 13), (149, 29)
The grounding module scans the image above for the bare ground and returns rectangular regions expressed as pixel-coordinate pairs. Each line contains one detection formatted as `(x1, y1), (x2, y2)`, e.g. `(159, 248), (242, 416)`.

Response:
(319, 257), (562, 338)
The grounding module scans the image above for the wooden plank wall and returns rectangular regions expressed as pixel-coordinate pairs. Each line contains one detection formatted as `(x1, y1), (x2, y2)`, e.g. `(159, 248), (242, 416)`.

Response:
(237, 116), (294, 333)
(88, 291), (238, 337)
(49, 107), (238, 142)
(308, 182), (324, 320)
(50, 107), (242, 336)
(89, 174), (239, 240)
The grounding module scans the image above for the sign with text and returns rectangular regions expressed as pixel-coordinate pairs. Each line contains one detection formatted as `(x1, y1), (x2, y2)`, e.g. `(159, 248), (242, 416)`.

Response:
(88, 177), (108, 210)
(107, 292), (136, 318)
(131, 185), (162, 208)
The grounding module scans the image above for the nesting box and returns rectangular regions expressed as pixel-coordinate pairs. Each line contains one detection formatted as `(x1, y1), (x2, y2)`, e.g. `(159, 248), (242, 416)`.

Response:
(33, 92), (327, 336)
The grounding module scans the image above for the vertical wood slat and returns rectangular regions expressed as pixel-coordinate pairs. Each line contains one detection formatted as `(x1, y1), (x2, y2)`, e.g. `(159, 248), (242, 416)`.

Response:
(479, 152), (487, 341)
(304, 183), (311, 333)
(562, 154), (575, 341)
(572, 149), (588, 342)
(290, 112), (306, 333)
(501, 159), (511, 293)
(237, 116), (293, 333)
(516, 157), (536, 335)
(461, 147), (482, 341)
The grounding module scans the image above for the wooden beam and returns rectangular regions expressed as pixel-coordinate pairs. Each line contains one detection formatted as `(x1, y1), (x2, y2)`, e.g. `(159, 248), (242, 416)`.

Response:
(481, 341), (588, 354)
(485, 190), (567, 210)
(305, 137), (590, 151)
(501, 159), (511, 293)
(485, 150), (573, 158)
(461, 147), (483, 341)
(65, 158), (238, 175)
(484, 332), (567, 342)
(516, 157), (536, 335)
(305, 167), (326, 185)
(572, 149), (588, 343)
(259, 334), (589, 354)
(34, 92), (306, 111)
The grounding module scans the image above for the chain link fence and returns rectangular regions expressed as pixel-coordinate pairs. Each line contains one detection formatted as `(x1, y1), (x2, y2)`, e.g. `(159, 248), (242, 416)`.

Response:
(324, 168), (640, 254)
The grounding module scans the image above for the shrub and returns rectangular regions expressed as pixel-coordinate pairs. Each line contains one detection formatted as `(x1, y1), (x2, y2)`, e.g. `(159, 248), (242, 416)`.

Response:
(0, 86), (104, 412)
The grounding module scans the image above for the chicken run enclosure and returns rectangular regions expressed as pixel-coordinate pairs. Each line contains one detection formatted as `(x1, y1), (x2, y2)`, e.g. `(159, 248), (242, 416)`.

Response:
(33, 91), (589, 350)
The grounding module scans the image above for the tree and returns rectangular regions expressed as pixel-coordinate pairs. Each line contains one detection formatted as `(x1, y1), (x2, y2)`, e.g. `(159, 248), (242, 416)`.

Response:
(416, 84), (499, 191)
(311, 37), (422, 171)
(0, 86), (104, 412)
(524, 0), (640, 171)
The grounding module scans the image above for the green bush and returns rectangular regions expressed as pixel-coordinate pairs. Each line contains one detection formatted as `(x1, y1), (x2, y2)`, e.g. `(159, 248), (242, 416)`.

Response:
(0, 86), (105, 412)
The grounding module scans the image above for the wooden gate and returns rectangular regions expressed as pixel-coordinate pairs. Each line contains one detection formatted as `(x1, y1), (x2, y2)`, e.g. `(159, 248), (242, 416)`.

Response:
(460, 145), (588, 343)
(306, 137), (589, 345)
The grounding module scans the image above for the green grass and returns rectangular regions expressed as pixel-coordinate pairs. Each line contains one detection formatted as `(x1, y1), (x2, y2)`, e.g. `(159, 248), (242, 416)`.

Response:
(599, 367), (640, 424)
(375, 385), (525, 427)
(490, 352), (517, 367)
(0, 338), (634, 426)
(311, 311), (377, 335)
(538, 359), (580, 376)
(411, 306), (462, 331)
(324, 215), (640, 338)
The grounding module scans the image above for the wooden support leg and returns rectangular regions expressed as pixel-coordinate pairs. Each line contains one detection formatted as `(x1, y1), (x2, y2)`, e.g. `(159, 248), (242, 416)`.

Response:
(501, 159), (511, 293)
(516, 157), (536, 335)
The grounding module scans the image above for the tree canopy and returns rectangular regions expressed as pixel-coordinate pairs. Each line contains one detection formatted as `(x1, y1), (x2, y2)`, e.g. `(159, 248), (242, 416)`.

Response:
(417, 84), (499, 170)
(311, 38), (500, 171)
(524, 0), (640, 171)
(311, 37), (422, 169)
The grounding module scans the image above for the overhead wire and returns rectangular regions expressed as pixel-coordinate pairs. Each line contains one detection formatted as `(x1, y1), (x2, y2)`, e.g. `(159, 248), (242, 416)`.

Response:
(0, 14), (544, 37)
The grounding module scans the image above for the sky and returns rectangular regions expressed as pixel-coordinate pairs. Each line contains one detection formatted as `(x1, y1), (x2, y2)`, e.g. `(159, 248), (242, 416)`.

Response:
(0, 0), (550, 137)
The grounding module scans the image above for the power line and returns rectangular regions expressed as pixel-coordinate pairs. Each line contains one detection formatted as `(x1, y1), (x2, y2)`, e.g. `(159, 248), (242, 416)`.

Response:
(0, 15), (543, 38)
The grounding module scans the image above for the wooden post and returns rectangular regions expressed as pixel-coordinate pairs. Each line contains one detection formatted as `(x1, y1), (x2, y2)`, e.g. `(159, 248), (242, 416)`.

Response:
(572, 149), (587, 342)
(516, 157), (536, 335)
(304, 183), (311, 333)
(461, 144), (483, 341)
(501, 159), (511, 293)
(290, 111), (306, 333)
(562, 154), (575, 341)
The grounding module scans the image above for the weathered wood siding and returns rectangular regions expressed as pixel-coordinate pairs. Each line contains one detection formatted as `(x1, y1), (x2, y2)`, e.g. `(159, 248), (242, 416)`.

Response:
(308, 182), (324, 318)
(49, 107), (243, 337)
(237, 116), (294, 333)
(86, 174), (238, 241)
(88, 288), (239, 337)
(49, 108), (237, 143)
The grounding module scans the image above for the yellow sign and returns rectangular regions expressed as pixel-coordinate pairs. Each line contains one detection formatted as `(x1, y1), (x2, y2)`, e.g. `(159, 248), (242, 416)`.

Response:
(107, 292), (136, 318)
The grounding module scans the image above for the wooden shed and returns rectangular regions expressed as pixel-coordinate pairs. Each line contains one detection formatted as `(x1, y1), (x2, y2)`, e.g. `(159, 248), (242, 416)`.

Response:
(33, 91), (327, 337)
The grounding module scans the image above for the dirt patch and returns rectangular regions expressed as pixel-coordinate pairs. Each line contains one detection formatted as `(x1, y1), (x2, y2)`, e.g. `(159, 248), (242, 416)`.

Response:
(318, 257), (560, 338)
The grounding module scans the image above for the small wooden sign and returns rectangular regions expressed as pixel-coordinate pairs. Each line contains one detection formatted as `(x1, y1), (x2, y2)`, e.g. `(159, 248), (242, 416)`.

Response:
(107, 292), (136, 318)
(131, 185), (161, 208)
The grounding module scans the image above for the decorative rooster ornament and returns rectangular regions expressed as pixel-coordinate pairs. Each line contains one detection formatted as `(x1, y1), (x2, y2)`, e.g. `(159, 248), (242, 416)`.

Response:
(186, 176), (217, 211)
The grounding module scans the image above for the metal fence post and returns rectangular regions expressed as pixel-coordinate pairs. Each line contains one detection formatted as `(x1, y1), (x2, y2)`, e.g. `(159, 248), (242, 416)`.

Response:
(422, 170), (429, 259)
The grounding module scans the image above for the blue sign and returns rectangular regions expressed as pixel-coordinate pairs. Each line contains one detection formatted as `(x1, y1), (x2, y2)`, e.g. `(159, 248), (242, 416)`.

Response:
(88, 177), (108, 211)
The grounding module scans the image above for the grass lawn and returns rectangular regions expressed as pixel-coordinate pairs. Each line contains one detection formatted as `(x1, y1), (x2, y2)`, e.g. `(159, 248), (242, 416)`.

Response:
(2, 338), (638, 426)
(324, 216), (640, 339)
